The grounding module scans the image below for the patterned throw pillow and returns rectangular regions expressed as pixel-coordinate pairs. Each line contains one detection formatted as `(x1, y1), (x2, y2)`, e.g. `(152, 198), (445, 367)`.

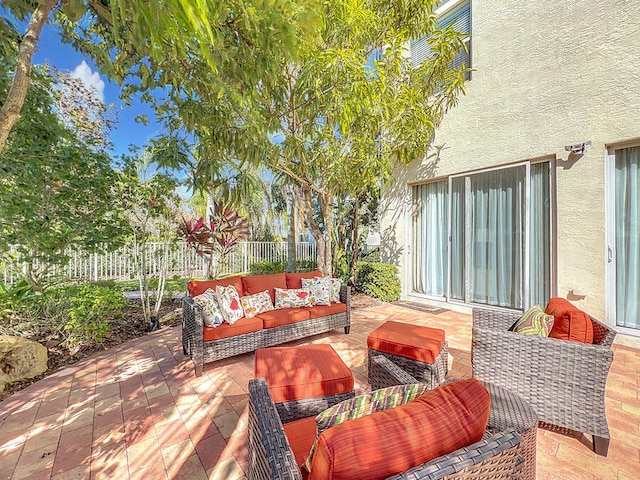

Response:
(302, 383), (428, 471)
(315, 276), (342, 303)
(215, 284), (244, 324)
(192, 289), (225, 328)
(513, 305), (554, 336)
(301, 278), (331, 306)
(240, 290), (274, 318)
(274, 288), (312, 309)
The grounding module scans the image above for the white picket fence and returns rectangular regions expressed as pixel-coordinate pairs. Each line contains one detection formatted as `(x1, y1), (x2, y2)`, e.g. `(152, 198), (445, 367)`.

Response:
(1, 241), (316, 284)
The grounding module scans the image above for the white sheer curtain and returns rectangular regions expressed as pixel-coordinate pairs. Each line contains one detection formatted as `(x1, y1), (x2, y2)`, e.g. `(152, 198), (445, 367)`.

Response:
(529, 162), (551, 307)
(411, 181), (448, 296)
(450, 178), (465, 300)
(616, 147), (640, 329)
(468, 168), (525, 308)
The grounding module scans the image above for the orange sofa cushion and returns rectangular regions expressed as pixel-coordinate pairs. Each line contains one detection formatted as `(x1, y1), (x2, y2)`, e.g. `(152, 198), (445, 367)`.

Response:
(309, 379), (490, 480)
(202, 315), (262, 341)
(242, 273), (287, 303)
(257, 308), (310, 329)
(286, 270), (323, 289)
(283, 416), (316, 479)
(367, 321), (445, 364)
(188, 275), (244, 297)
(254, 344), (354, 403)
(545, 297), (594, 343)
(306, 303), (347, 319)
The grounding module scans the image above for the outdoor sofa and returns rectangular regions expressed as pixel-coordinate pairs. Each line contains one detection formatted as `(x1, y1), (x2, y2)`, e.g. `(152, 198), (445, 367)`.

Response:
(182, 271), (350, 376)
(472, 302), (616, 456)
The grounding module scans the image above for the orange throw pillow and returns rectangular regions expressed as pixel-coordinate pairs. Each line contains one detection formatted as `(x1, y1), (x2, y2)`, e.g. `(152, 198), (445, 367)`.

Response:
(545, 297), (594, 344)
(308, 379), (490, 480)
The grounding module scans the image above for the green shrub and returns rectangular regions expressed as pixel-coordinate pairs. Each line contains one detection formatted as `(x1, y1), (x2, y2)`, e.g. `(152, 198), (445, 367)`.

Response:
(249, 261), (286, 275)
(295, 258), (317, 272)
(0, 280), (35, 312)
(249, 259), (319, 275)
(355, 261), (401, 302)
(7, 284), (128, 350)
(64, 285), (128, 346)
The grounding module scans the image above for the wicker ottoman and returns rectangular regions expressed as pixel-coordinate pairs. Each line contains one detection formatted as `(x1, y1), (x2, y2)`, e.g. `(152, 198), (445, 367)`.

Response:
(254, 344), (355, 423)
(367, 320), (448, 390)
(485, 382), (538, 480)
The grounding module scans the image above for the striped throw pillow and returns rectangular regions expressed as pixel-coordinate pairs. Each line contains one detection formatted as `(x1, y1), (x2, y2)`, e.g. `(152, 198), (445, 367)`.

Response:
(303, 383), (428, 471)
(513, 305), (554, 336)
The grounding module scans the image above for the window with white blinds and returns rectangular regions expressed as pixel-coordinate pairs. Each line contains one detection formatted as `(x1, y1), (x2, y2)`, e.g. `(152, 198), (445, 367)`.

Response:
(410, 1), (471, 78)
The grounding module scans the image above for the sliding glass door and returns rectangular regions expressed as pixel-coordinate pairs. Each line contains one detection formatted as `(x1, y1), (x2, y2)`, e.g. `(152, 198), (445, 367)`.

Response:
(411, 161), (552, 310)
(411, 181), (448, 296)
(613, 147), (640, 329)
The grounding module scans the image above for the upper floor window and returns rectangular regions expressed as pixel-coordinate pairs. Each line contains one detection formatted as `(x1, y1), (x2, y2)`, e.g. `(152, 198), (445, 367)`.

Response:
(410, 0), (471, 80)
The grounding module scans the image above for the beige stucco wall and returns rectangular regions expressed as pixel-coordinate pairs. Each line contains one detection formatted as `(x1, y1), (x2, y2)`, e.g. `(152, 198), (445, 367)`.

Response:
(380, 0), (640, 324)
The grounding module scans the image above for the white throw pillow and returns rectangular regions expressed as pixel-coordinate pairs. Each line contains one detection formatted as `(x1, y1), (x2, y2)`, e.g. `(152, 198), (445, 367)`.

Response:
(301, 277), (332, 306)
(315, 276), (342, 303)
(215, 284), (244, 324)
(274, 288), (312, 309)
(240, 290), (274, 318)
(193, 289), (225, 327)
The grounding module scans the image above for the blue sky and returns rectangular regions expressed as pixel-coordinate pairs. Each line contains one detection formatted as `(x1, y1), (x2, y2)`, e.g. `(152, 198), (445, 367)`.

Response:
(33, 23), (165, 157)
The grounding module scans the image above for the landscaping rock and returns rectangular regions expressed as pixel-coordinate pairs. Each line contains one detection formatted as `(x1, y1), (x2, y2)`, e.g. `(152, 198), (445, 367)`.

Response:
(0, 336), (48, 393)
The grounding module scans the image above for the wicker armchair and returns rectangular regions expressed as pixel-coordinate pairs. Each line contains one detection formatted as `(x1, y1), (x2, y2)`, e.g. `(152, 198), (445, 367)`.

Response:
(248, 377), (524, 480)
(472, 307), (616, 456)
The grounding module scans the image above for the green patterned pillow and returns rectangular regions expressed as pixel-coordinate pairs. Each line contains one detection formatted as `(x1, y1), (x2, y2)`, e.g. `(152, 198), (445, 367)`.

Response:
(513, 305), (554, 336)
(302, 383), (428, 471)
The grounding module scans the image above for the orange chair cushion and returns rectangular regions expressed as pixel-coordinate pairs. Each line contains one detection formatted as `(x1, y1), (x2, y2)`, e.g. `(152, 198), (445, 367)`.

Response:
(309, 379), (490, 480)
(242, 273), (287, 303)
(367, 321), (445, 364)
(202, 315), (262, 341)
(306, 303), (347, 319)
(187, 275), (244, 297)
(286, 270), (323, 289)
(257, 308), (310, 329)
(254, 344), (354, 403)
(545, 297), (594, 344)
(283, 416), (316, 479)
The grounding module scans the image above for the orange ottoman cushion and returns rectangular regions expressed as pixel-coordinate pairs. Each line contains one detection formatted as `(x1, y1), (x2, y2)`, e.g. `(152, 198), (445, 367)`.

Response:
(254, 344), (354, 403)
(309, 378), (490, 480)
(367, 321), (445, 364)
(545, 297), (594, 343)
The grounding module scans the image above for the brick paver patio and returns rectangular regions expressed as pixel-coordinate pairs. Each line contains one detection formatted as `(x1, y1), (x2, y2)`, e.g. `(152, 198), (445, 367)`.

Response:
(0, 303), (639, 479)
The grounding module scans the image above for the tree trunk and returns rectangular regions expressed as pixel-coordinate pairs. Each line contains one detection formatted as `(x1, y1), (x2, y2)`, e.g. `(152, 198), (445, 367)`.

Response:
(286, 188), (297, 272)
(205, 189), (216, 279)
(0, 0), (58, 154)
(301, 185), (327, 274)
(349, 195), (361, 285)
(321, 193), (333, 277)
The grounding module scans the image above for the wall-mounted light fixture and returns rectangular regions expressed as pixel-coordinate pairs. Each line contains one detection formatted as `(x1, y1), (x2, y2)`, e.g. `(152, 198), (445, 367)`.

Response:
(564, 140), (592, 156)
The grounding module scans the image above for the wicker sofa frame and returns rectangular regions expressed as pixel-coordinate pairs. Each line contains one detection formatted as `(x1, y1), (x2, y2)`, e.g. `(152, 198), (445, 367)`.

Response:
(471, 307), (616, 456)
(248, 377), (524, 480)
(182, 285), (351, 376)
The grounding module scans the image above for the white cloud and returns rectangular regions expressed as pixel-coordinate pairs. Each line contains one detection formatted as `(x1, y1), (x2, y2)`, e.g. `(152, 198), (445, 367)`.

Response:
(70, 60), (105, 101)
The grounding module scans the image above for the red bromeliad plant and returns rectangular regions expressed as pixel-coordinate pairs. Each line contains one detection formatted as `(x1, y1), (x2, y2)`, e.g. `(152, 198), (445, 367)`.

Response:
(179, 205), (250, 279)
